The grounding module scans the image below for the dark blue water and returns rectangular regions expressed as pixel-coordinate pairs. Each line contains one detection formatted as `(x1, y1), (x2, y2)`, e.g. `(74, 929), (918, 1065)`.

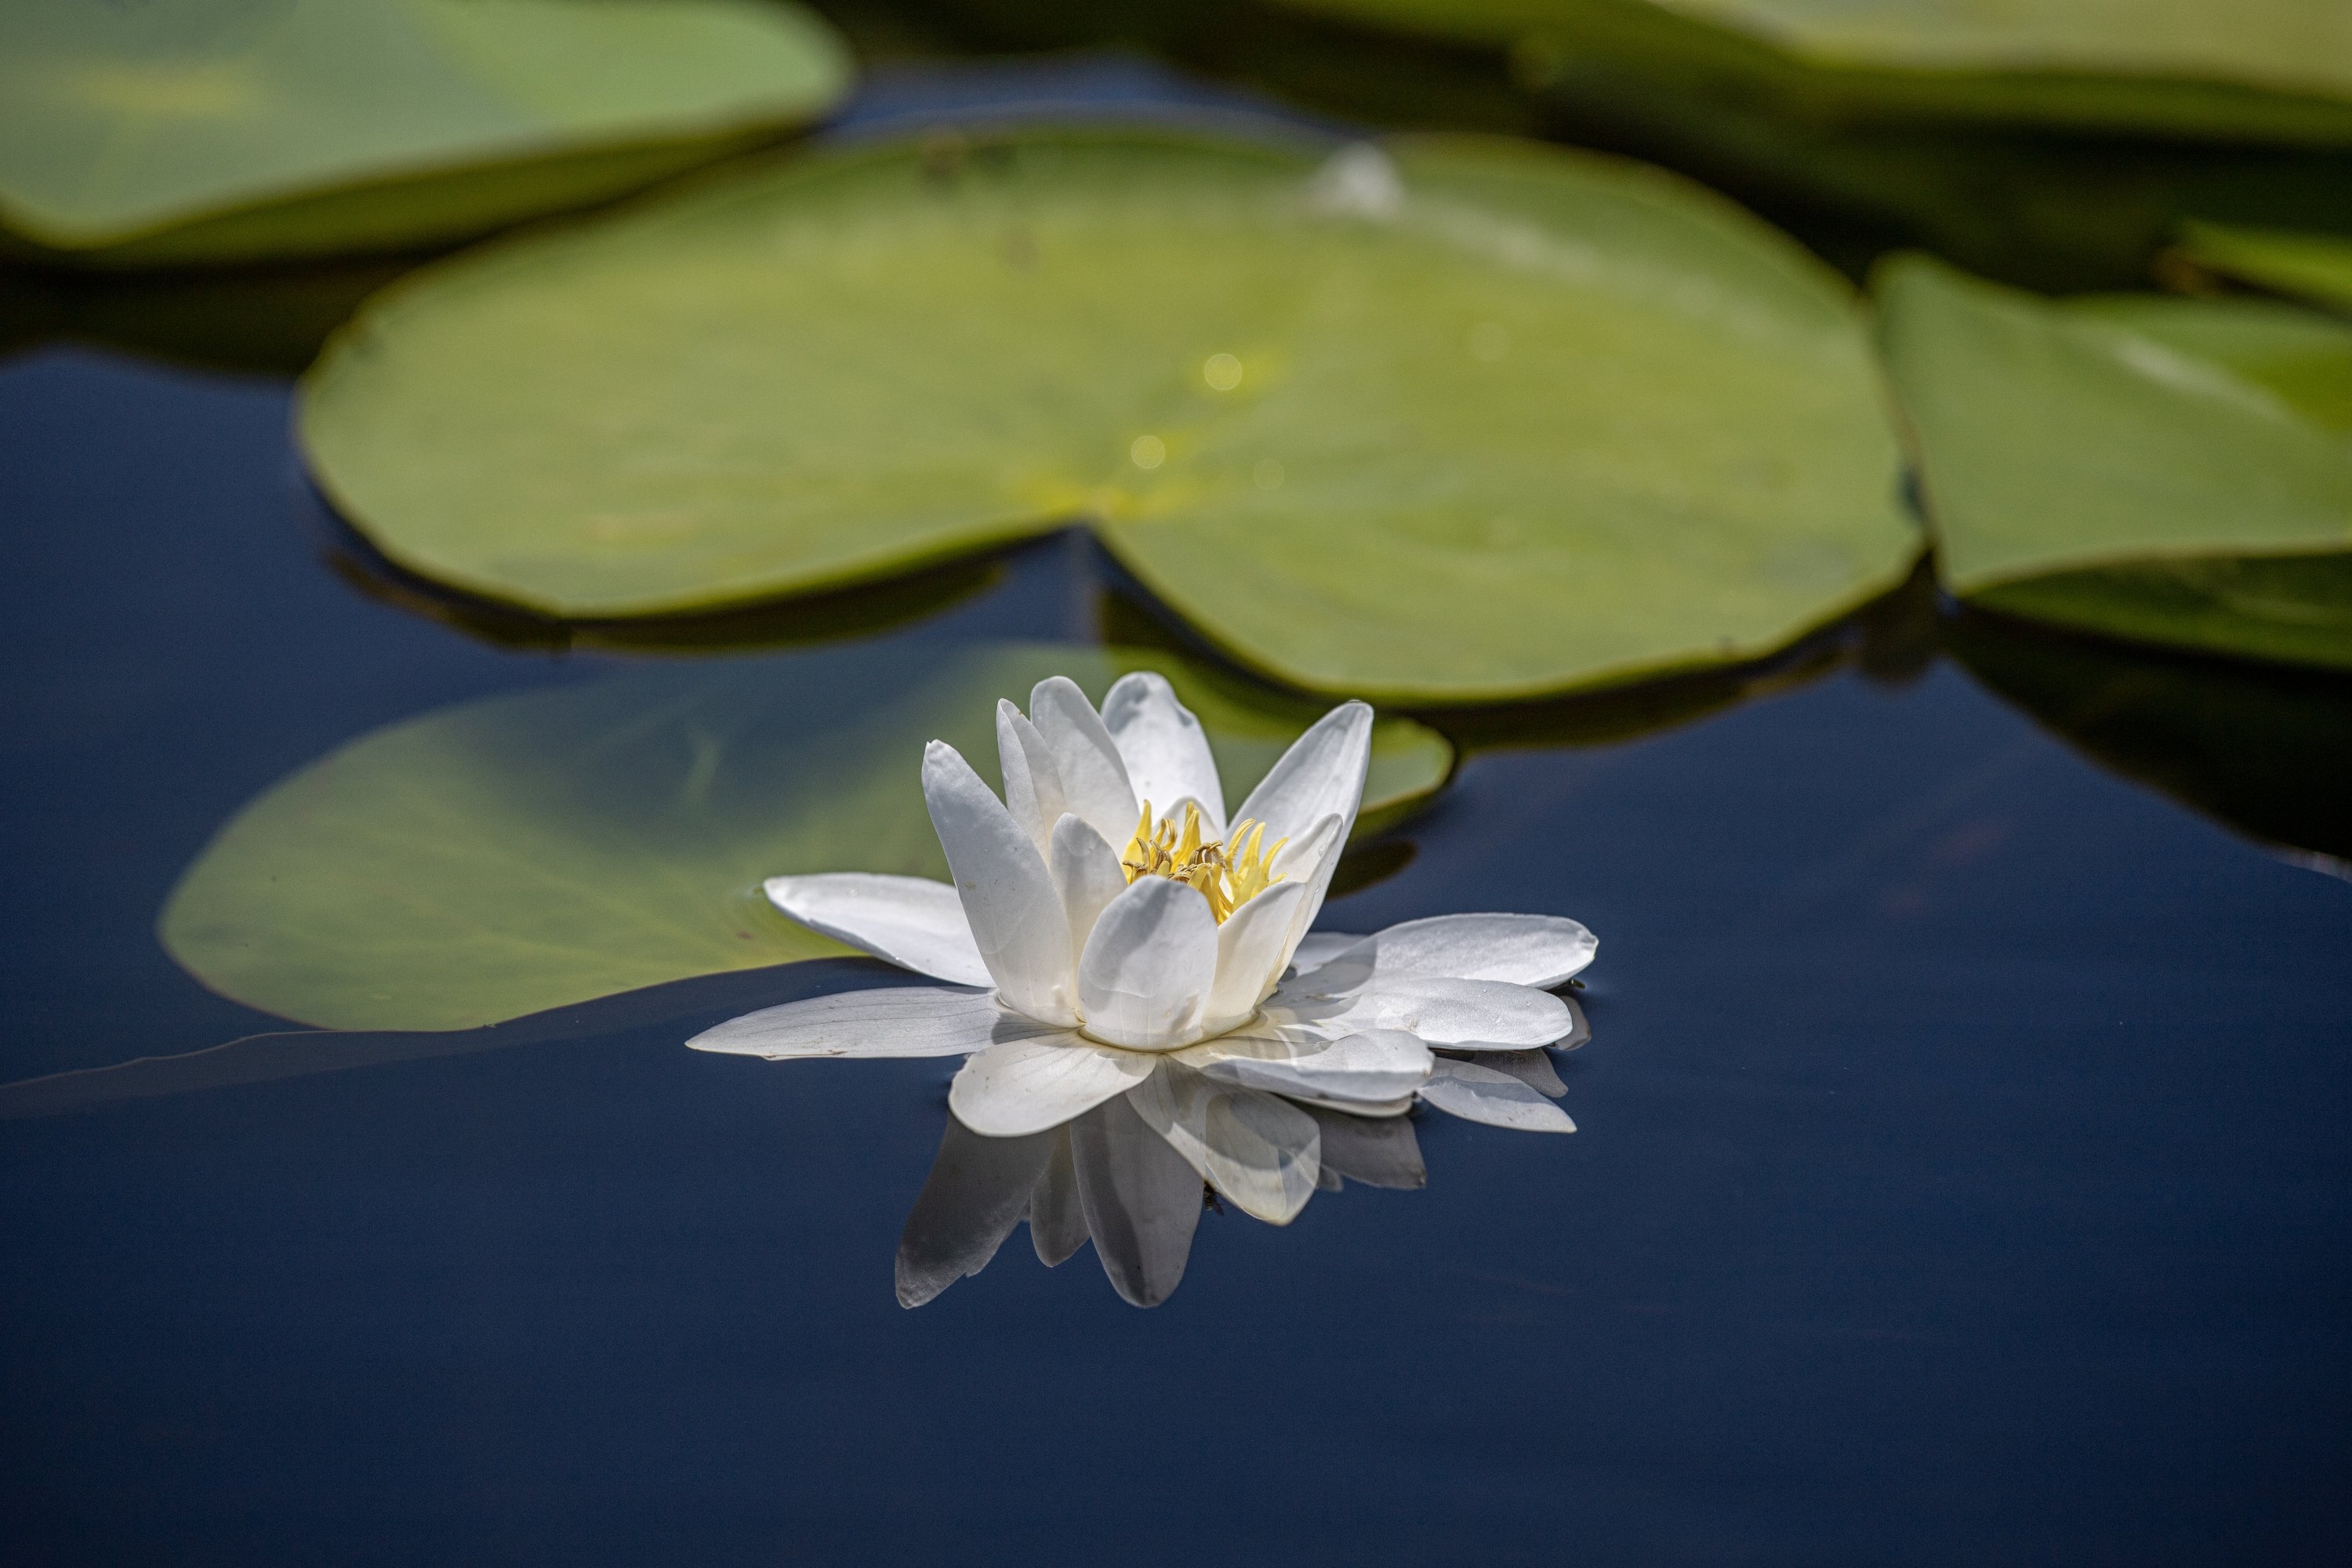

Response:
(7, 55), (2352, 1565)
(5, 339), (2349, 1565)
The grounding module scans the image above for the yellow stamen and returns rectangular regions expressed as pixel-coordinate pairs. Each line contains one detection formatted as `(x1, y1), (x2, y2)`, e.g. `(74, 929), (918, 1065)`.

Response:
(1118, 802), (1287, 924)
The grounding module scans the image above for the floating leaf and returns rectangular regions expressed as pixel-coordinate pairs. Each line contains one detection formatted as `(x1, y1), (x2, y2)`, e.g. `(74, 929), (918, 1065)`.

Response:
(2173, 221), (2352, 316)
(1877, 256), (2352, 671)
(0, 0), (851, 267)
(1278, 0), (2352, 143)
(299, 126), (1918, 702)
(159, 641), (1454, 1033)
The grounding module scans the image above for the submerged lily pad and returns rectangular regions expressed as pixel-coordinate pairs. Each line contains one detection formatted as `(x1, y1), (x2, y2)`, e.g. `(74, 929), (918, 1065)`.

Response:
(300, 126), (1917, 702)
(0, 0), (851, 267)
(158, 641), (1453, 1033)
(1877, 256), (2352, 671)
(2173, 221), (2352, 315)
(1279, 0), (2352, 143)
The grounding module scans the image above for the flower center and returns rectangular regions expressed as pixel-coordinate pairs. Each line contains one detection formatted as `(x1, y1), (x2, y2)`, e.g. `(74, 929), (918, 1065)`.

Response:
(1120, 800), (1287, 924)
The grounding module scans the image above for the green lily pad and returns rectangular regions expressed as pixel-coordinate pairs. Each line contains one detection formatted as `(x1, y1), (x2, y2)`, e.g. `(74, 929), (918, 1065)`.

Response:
(299, 126), (1918, 703)
(1276, 0), (2352, 143)
(0, 0), (851, 267)
(1877, 255), (2352, 671)
(2173, 221), (2352, 315)
(158, 641), (1454, 1033)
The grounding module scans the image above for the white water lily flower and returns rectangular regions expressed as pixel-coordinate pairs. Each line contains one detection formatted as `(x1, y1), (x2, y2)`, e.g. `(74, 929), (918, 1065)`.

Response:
(690, 673), (1597, 1230)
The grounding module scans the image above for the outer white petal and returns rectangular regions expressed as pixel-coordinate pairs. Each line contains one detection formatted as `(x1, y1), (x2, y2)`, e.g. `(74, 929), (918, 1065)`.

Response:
(1028, 677), (1138, 847)
(1029, 1127), (1089, 1267)
(1419, 1058), (1577, 1132)
(1234, 700), (1371, 848)
(1308, 1105), (1426, 1189)
(1267, 975), (1572, 1049)
(1070, 1091), (1203, 1308)
(895, 1119), (1055, 1308)
(1287, 931), (1364, 977)
(949, 1036), (1153, 1138)
(1076, 876), (1219, 1051)
(687, 985), (1047, 1059)
(1200, 880), (1312, 1033)
(922, 740), (1078, 1026)
(1192, 1028), (1433, 1105)
(762, 873), (990, 989)
(1049, 813), (1128, 977)
(1099, 672), (1225, 838)
(1128, 1062), (1320, 1225)
(1456, 1047), (1566, 1097)
(1265, 813), (1344, 968)
(1306, 913), (1597, 992)
(996, 700), (1068, 858)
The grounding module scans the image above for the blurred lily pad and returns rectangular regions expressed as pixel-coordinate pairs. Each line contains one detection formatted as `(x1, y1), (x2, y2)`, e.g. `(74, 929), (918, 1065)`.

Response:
(300, 126), (1918, 702)
(158, 641), (1454, 1032)
(1277, 0), (2352, 143)
(2173, 221), (2352, 315)
(1950, 611), (2352, 870)
(1878, 255), (2352, 671)
(0, 0), (851, 267)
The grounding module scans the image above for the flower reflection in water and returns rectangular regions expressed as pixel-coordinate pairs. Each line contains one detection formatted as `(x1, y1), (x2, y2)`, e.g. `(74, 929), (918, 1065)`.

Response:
(690, 672), (1596, 1305)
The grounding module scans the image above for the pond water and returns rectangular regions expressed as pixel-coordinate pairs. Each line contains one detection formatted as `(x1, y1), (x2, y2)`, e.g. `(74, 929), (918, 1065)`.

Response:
(5, 60), (2351, 1568)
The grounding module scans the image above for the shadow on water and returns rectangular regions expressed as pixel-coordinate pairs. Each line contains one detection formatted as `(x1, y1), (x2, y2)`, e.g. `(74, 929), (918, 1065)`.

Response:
(1947, 608), (2352, 873)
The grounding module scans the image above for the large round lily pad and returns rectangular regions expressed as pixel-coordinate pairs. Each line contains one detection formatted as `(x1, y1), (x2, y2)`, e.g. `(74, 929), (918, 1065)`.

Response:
(299, 126), (1918, 703)
(158, 641), (1454, 1033)
(1276, 0), (2352, 144)
(0, 0), (851, 267)
(1877, 256), (2352, 671)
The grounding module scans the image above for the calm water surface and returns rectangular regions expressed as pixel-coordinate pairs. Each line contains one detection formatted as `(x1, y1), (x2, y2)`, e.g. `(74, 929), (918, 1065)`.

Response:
(5, 241), (2350, 1567)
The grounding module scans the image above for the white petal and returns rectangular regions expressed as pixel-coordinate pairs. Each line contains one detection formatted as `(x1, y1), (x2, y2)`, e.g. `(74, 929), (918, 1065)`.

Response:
(949, 1036), (1153, 1138)
(1029, 1127), (1089, 1267)
(1305, 913), (1597, 992)
(996, 700), (1067, 858)
(1559, 994), (1592, 1052)
(1100, 671), (1225, 838)
(1418, 1058), (1577, 1133)
(1308, 1105), (1425, 1189)
(1076, 876), (1219, 1051)
(895, 1119), (1055, 1308)
(687, 985), (1047, 1059)
(1269, 975), (1572, 1049)
(1192, 1028), (1433, 1104)
(1128, 1061), (1320, 1225)
(1027, 677), (1138, 848)
(1201, 880), (1312, 1033)
(1233, 700), (1371, 848)
(1070, 1091), (1203, 1308)
(1287, 931), (1365, 977)
(922, 740), (1077, 1026)
(762, 873), (990, 989)
(1049, 813), (1128, 977)
(1266, 812), (1345, 967)
(1454, 1047), (1566, 1097)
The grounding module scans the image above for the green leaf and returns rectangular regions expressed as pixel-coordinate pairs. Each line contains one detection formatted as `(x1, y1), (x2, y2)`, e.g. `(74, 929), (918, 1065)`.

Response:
(0, 0), (851, 267)
(299, 126), (1918, 703)
(2174, 221), (2352, 315)
(1276, 0), (2352, 143)
(158, 641), (1454, 1033)
(1877, 255), (2352, 671)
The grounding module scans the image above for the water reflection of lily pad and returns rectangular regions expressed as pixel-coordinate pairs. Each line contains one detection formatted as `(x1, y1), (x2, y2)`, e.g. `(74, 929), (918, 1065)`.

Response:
(1878, 256), (2352, 671)
(1948, 612), (2352, 870)
(299, 126), (1918, 702)
(159, 642), (1453, 1033)
(0, 0), (850, 267)
(1279, 0), (2352, 143)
